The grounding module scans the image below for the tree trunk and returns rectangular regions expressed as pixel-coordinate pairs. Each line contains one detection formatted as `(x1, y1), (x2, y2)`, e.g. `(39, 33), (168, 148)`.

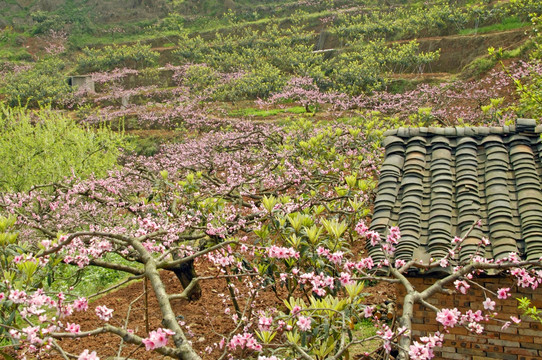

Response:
(397, 293), (414, 359)
(170, 259), (202, 301)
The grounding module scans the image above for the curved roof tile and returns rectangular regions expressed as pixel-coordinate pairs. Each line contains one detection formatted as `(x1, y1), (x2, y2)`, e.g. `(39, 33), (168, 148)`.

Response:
(368, 119), (542, 266)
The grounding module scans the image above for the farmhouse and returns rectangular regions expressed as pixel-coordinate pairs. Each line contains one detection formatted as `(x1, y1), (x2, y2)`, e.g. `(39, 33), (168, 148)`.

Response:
(369, 119), (542, 359)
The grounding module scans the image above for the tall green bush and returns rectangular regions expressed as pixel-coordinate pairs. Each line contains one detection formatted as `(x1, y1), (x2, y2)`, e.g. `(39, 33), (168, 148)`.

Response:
(0, 104), (125, 192)
(3, 58), (72, 108)
(76, 43), (159, 73)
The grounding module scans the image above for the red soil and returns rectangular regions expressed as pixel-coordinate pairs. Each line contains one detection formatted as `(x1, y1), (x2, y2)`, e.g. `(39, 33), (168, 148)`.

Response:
(42, 258), (394, 360)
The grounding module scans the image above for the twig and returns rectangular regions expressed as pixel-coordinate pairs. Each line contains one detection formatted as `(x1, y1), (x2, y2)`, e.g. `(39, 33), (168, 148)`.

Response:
(144, 277), (150, 335)
(88, 274), (143, 300)
(117, 292), (144, 358)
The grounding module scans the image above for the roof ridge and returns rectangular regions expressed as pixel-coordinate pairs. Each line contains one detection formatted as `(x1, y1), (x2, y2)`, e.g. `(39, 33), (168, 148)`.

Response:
(382, 119), (539, 139)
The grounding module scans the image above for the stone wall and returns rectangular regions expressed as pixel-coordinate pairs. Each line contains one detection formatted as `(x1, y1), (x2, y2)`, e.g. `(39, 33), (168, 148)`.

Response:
(396, 276), (542, 360)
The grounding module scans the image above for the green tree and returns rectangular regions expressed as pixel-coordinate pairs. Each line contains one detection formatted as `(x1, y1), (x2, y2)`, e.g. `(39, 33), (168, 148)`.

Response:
(3, 58), (71, 108)
(0, 104), (125, 192)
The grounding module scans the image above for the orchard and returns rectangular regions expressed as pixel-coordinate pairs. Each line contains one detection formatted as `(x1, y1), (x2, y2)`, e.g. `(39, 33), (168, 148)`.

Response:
(0, 0), (542, 359)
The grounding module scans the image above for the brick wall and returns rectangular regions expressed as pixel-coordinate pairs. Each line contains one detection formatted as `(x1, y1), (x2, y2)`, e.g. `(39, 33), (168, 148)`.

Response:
(396, 276), (542, 360)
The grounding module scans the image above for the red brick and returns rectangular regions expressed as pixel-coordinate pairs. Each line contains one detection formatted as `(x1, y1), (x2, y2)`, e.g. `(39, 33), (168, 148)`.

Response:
(485, 352), (518, 359)
(439, 346), (457, 353)
(456, 347), (486, 356)
(521, 342), (542, 350)
(438, 351), (464, 359)
(489, 338), (520, 347)
(456, 335), (487, 344)
(519, 329), (542, 337)
(505, 347), (539, 356)
(486, 324), (517, 334)
(500, 333), (531, 342)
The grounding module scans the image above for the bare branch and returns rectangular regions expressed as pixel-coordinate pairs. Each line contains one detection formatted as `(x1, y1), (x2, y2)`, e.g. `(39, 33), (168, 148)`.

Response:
(157, 240), (237, 270)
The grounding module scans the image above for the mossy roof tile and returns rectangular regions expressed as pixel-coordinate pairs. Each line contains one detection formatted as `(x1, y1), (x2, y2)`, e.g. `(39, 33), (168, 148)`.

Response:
(369, 119), (542, 265)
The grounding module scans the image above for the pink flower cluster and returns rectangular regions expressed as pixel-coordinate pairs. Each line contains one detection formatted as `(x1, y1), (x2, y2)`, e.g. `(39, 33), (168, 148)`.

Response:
(78, 350), (99, 360)
(436, 308), (488, 330)
(142, 328), (175, 350)
(267, 245), (299, 259)
(409, 332), (443, 360)
(95, 305), (113, 321)
(258, 315), (273, 331)
(229, 332), (262, 352)
(453, 280), (470, 294)
(297, 316), (312, 331)
(435, 308), (461, 328)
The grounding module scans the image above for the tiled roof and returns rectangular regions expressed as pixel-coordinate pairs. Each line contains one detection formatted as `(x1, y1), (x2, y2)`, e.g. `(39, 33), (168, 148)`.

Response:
(369, 119), (542, 264)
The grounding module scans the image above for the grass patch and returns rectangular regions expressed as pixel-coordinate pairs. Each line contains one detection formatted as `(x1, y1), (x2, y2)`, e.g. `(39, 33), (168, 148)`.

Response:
(48, 253), (142, 297)
(461, 42), (530, 79)
(349, 318), (380, 357)
(229, 106), (307, 117)
(459, 17), (529, 35)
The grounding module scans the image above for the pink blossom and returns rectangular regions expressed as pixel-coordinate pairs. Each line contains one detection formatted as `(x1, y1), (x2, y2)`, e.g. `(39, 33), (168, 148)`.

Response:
(357, 257), (374, 270)
(483, 298), (495, 311)
(316, 246), (330, 256)
(258, 316), (273, 331)
(297, 316), (312, 331)
(409, 342), (432, 360)
(142, 328), (175, 350)
(467, 322), (484, 334)
(409, 332), (443, 360)
(497, 287), (511, 299)
(355, 221), (368, 236)
(66, 323), (80, 333)
(436, 308), (460, 328)
(95, 305), (113, 321)
(452, 236), (463, 244)
(73, 297), (89, 311)
(78, 350), (99, 360)
(9, 290), (27, 304)
(267, 245), (299, 259)
(339, 272), (353, 286)
(454, 280), (470, 294)
(327, 251), (344, 264)
(229, 333), (262, 351)
(366, 231), (381, 246)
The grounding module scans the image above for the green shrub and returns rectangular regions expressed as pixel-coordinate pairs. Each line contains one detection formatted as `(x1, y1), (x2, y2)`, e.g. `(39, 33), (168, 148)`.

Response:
(76, 42), (159, 73)
(215, 63), (286, 101)
(184, 64), (220, 93)
(3, 58), (72, 108)
(30, 11), (65, 34)
(0, 104), (125, 192)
